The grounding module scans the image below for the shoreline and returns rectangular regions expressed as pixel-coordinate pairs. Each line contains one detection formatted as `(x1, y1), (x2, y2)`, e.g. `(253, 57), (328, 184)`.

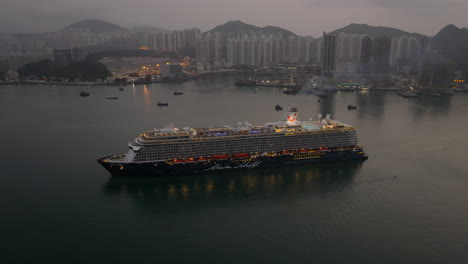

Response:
(0, 70), (246, 87)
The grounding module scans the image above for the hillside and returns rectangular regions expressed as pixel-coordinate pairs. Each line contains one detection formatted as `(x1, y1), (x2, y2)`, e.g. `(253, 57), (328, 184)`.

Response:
(210, 20), (296, 37)
(330, 23), (425, 38)
(431, 24), (468, 72)
(62, 19), (127, 33)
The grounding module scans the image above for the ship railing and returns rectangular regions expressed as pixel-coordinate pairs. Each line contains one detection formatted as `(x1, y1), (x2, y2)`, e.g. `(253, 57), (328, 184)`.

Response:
(141, 126), (355, 141)
(134, 127), (357, 145)
(109, 155), (126, 162)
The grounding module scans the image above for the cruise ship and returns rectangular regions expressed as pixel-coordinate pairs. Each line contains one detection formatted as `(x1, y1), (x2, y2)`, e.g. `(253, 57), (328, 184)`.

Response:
(98, 108), (368, 176)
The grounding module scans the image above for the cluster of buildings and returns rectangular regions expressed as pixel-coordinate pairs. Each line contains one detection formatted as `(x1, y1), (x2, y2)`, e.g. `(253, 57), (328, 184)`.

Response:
(0, 29), (139, 71)
(0, 22), (431, 80)
(195, 31), (430, 76)
(0, 36), (53, 71)
(0, 28), (200, 72)
(137, 29), (200, 51)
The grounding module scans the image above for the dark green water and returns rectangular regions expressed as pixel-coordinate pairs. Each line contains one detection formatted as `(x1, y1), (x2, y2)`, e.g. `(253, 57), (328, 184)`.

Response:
(2, 74), (468, 263)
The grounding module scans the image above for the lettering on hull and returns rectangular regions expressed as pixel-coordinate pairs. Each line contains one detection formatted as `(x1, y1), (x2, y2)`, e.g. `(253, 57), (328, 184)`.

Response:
(204, 161), (263, 171)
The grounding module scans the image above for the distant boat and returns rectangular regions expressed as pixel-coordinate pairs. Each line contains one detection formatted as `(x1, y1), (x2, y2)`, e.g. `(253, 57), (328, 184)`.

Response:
(118, 87), (124, 91)
(173, 91), (183, 95)
(157, 101), (168, 106)
(106, 96), (118, 100)
(347, 104), (357, 110)
(397, 90), (417, 98)
(415, 90), (441, 97)
(454, 87), (468, 93)
(283, 88), (299, 95)
(275, 104), (283, 111)
(441, 89), (455, 96)
(80, 91), (90, 97)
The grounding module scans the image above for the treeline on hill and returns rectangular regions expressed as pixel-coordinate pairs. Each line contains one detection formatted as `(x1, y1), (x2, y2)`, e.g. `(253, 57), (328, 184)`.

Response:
(18, 60), (111, 81)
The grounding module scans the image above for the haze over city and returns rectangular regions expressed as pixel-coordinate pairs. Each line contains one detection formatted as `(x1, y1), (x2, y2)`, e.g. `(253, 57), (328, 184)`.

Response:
(3, 0), (468, 263)
(2, 0), (468, 36)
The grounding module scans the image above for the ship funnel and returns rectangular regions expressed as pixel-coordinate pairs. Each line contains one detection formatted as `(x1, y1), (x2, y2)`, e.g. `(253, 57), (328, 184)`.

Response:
(285, 107), (299, 125)
(323, 114), (331, 124)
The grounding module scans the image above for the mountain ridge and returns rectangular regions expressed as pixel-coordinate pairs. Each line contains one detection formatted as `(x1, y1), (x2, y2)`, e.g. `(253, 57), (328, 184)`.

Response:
(431, 24), (468, 72)
(330, 23), (426, 38)
(209, 20), (296, 37)
(61, 19), (128, 33)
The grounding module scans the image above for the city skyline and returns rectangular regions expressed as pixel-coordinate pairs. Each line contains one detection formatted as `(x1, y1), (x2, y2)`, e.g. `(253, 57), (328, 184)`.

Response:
(2, 0), (468, 37)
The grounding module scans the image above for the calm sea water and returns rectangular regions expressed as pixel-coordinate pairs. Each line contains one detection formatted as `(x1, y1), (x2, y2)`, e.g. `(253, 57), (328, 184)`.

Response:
(2, 74), (468, 263)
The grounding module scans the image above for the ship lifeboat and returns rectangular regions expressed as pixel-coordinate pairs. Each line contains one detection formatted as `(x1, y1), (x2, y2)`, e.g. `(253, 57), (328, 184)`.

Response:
(280, 150), (293, 156)
(197, 157), (208, 163)
(232, 153), (250, 159)
(173, 159), (184, 165)
(185, 158), (195, 164)
(212, 154), (229, 160)
(299, 149), (308, 154)
(319, 147), (329, 152)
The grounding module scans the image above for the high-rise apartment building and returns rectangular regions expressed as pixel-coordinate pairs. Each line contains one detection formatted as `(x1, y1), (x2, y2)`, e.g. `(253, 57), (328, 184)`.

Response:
(147, 28), (200, 52)
(195, 32), (223, 64)
(322, 33), (337, 73)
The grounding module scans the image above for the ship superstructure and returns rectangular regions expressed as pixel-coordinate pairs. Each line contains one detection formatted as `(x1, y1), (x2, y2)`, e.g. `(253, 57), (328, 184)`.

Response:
(98, 108), (367, 176)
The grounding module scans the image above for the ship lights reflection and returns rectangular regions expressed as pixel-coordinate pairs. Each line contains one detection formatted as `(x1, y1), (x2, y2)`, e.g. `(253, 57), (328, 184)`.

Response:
(102, 162), (364, 208)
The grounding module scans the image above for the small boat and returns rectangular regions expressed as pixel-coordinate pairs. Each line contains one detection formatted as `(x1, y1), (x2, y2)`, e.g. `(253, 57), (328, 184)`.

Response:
(397, 90), (417, 98)
(441, 89), (455, 96)
(197, 157), (208, 163)
(106, 96), (118, 100)
(173, 91), (183, 95)
(347, 104), (357, 110)
(280, 150), (293, 156)
(415, 90), (441, 97)
(275, 104), (283, 111)
(118, 87), (124, 91)
(283, 89), (298, 95)
(157, 101), (168, 106)
(80, 91), (90, 97)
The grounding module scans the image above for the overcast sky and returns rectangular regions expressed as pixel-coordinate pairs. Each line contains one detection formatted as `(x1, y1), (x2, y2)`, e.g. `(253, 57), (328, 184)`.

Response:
(2, 0), (467, 37)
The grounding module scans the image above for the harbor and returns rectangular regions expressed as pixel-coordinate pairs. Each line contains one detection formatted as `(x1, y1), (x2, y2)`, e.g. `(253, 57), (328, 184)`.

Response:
(2, 73), (468, 264)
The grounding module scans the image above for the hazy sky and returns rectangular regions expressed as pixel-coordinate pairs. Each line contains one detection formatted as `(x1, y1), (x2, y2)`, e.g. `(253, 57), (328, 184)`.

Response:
(2, 0), (467, 37)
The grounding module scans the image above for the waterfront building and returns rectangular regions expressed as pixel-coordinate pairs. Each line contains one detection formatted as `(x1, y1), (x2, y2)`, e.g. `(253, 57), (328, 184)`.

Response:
(322, 32), (337, 75)
(371, 36), (391, 73)
(336, 33), (364, 64)
(226, 35), (279, 66)
(195, 32), (223, 65)
(160, 63), (183, 79)
(389, 35), (428, 73)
